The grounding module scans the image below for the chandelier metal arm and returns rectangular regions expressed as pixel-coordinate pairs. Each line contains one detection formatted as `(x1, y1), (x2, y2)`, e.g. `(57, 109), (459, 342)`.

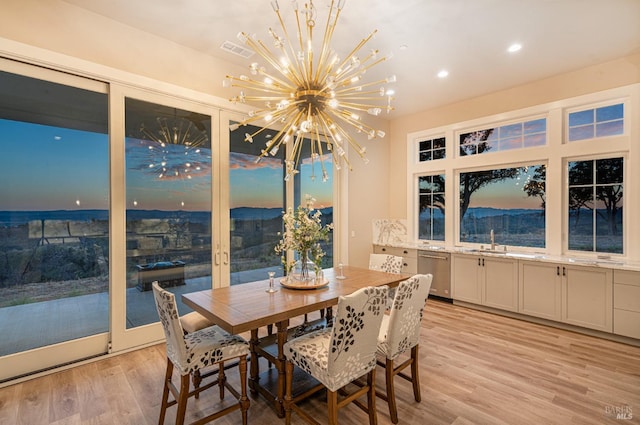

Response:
(314, 0), (342, 85)
(332, 29), (378, 77)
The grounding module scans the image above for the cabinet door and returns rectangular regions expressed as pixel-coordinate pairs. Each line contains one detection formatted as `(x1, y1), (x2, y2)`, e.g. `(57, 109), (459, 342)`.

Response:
(452, 255), (481, 304)
(562, 265), (613, 332)
(519, 261), (562, 321)
(483, 257), (519, 312)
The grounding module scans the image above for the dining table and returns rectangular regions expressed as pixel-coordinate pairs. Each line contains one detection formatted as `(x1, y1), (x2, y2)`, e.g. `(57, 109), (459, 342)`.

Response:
(181, 265), (411, 417)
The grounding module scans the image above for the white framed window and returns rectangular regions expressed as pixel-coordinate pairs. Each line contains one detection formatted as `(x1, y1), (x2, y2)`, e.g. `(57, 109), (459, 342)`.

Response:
(418, 136), (446, 162)
(567, 156), (624, 254)
(417, 174), (445, 241)
(458, 117), (546, 156)
(567, 102), (624, 142)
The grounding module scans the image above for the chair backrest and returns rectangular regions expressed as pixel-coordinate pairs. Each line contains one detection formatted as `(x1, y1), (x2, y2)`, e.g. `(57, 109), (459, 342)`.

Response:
(383, 274), (433, 359)
(328, 286), (388, 379)
(369, 253), (403, 274)
(152, 282), (188, 367)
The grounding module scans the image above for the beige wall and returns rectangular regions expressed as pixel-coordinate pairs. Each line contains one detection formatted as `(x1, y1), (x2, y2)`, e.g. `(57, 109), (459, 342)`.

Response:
(388, 52), (640, 218)
(0, 0), (246, 102)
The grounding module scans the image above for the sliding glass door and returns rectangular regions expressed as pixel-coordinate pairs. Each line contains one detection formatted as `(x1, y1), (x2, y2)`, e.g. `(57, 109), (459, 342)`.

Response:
(221, 112), (334, 286)
(0, 60), (110, 381)
(116, 93), (214, 344)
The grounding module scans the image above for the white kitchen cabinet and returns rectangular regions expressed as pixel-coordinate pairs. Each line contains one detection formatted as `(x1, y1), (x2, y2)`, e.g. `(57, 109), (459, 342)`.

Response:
(613, 270), (640, 339)
(519, 261), (562, 321)
(519, 260), (612, 332)
(373, 245), (417, 274)
(452, 254), (519, 311)
(562, 264), (613, 332)
(451, 254), (482, 304)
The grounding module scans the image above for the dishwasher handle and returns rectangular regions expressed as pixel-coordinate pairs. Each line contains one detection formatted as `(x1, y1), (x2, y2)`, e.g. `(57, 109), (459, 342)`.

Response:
(418, 253), (449, 261)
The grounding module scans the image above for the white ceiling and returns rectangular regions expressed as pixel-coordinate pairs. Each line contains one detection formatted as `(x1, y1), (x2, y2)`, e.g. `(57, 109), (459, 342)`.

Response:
(62, 0), (640, 118)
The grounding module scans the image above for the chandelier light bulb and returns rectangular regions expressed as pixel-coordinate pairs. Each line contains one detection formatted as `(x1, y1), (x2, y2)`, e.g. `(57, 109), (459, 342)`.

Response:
(224, 0), (395, 181)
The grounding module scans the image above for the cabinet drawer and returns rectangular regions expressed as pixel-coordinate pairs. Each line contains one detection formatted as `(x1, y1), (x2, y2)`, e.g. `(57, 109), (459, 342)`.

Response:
(614, 283), (640, 312)
(614, 309), (640, 339)
(373, 245), (416, 259)
(402, 257), (418, 274)
(614, 270), (640, 286)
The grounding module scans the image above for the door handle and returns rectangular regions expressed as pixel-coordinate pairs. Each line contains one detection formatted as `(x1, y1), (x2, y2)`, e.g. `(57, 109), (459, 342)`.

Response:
(418, 254), (449, 260)
(223, 250), (229, 266)
(215, 245), (221, 266)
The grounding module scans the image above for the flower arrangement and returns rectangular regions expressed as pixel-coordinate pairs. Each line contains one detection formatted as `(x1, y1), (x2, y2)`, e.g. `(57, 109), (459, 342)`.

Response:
(275, 195), (333, 279)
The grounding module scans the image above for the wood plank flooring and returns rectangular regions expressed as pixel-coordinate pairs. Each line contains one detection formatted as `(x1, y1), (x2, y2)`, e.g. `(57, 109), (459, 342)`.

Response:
(0, 300), (638, 424)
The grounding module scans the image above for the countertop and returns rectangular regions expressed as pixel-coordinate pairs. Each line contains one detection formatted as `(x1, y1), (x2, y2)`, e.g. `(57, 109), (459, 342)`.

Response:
(374, 241), (640, 272)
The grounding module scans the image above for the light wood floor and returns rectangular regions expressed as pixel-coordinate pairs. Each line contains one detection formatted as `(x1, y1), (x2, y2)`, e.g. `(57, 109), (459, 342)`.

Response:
(1, 300), (639, 425)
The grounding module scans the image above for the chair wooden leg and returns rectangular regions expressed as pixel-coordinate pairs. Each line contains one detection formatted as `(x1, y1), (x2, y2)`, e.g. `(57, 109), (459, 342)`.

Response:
(367, 368), (378, 425)
(385, 358), (398, 424)
(239, 356), (249, 425)
(192, 369), (202, 399)
(411, 345), (421, 402)
(284, 360), (294, 425)
(175, 374), (190, 425)
(219, 361), (227, 399)
(327, 389), (339, 425)
(158, 360), (173, 425)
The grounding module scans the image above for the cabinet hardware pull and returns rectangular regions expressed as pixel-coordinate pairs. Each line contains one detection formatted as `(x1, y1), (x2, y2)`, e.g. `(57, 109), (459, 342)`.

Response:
(562, 266), (566, 276)
(419, 254), (448, 260)
(556, 266), (560, 276)
(483, 259), (485, 266)
(478, 258), (481, 266)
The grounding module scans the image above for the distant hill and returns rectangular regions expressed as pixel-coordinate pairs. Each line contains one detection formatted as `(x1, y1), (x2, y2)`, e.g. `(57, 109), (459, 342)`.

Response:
(464, 207), (542, 218)
(230, 206), (333, 221)
(419, 207), (541, 220)
(231, 207), (283, 220)
(0, 206), (335, 226)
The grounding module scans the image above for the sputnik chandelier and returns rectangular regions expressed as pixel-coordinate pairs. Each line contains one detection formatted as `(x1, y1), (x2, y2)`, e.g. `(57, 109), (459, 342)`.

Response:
(224, 0), (395, 181)
(139, 117), (209, 180)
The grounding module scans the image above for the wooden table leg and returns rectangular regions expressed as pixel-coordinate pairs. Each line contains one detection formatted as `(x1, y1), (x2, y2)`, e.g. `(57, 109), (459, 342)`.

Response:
(275, 319), (289, 417)
(249, 329), (259, 395)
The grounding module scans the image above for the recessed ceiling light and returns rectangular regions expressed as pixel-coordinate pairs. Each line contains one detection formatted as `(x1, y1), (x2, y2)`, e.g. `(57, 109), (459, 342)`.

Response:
(437, 70), (449, 78)
(508, 43), (522, 53)
(386, 89), (395, 96)
(399, 44), (408, 51)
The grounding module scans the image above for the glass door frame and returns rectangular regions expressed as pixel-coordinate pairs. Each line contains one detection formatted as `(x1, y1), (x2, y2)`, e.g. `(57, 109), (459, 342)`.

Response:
(219, 110), (342, 288)
(109, 85), (221, 351)
(0, 58), (111, 382)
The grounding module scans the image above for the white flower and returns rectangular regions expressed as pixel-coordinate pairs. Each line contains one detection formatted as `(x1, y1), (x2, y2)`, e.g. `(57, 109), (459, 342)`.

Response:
(275, 195), (333, 273)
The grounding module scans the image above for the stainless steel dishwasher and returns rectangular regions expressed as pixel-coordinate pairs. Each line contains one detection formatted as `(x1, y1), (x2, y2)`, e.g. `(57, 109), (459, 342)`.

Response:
(418, 251), (451, 300)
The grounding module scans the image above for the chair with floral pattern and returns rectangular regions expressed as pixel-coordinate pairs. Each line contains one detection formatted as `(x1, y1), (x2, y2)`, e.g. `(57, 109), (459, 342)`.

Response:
(179, 311), (214, 398)
(283, 285), (388, 425)
(376, 274), (433, 424)
(152, 282), (250, 425)
(369, 253), (404, 308)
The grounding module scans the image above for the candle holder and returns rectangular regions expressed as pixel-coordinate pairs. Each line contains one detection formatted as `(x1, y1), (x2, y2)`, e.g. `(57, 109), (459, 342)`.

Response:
(266, 271), (278, 293)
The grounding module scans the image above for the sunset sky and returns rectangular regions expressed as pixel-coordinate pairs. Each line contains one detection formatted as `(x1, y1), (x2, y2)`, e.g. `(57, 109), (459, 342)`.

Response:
(0, 118), (333, 212)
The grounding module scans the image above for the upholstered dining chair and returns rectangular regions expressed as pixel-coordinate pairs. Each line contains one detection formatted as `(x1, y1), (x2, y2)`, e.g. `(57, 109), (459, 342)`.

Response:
(283, 285), (388, 425)
(152, 282), (250, 425)
(376, 274), (433, 424)
(369, 253), (404, 308)
(180, 311), (213, 334)
(179, 311), (214, 398)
